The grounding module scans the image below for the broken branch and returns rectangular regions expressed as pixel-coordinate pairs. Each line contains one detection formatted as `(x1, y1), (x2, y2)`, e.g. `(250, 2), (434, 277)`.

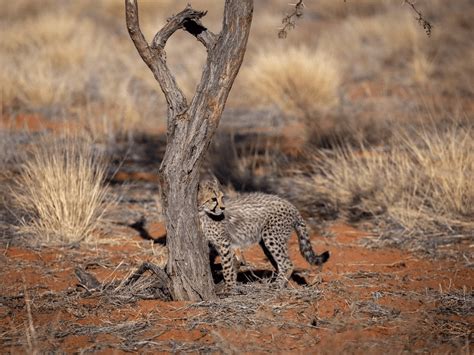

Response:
(151, 5), (217, 51)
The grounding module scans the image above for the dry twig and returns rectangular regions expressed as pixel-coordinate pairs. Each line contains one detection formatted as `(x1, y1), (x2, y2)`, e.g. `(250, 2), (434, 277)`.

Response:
(404, 0), (433, 36)
(278, 1), (305, 38)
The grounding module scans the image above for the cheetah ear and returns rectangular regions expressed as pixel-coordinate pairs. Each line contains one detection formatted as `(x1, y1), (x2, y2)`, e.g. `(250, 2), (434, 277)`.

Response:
(199, 171), (220, 188)
(211, 175), (220, 187)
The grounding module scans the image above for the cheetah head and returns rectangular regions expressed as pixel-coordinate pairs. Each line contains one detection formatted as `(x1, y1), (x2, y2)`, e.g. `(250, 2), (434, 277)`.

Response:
(198, 177), (225, 217)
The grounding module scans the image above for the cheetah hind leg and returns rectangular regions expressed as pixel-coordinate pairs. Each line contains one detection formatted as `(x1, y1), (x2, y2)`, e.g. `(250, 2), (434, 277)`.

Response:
(261, 238), (293, 287)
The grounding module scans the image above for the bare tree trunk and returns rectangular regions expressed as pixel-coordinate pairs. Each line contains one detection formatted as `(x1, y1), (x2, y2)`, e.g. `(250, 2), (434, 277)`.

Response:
(125, 0), (253, 301)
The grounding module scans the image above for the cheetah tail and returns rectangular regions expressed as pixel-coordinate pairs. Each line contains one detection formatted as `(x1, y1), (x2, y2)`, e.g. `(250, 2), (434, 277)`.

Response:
(294, 219), (330, 266)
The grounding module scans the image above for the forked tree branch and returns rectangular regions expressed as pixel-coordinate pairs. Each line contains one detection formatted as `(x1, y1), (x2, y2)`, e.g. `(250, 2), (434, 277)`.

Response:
(124, 0), (155, 71)
(125, 0), (187, 118)
(125, 0), (253, 301)
(151, 5), (217, 51)
(125, 0), (221, 133)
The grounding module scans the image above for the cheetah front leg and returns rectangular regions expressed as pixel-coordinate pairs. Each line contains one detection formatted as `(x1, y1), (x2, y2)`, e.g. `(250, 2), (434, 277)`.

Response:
(212, 238), (237, 292)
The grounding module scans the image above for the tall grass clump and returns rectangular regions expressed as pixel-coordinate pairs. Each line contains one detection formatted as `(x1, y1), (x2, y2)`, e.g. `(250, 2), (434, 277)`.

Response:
(0, 12), (99, 109)
(300, 124), (473, 233)
(0, 7), (164, 141)
(12, 135), (110, 245)
(241, 46), (340, 119)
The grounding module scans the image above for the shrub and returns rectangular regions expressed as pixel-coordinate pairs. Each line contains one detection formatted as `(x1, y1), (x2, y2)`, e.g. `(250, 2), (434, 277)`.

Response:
(290, 124), (473, 233)
(241, 46), (341, 119)
(12, 135), (110, 245)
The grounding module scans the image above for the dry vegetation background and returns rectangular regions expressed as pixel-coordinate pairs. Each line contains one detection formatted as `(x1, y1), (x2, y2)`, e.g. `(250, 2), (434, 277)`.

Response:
(0, 0), (473, 352)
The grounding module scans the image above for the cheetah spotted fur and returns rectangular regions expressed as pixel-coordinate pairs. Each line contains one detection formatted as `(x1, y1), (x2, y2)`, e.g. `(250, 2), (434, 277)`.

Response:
(198, 178), (330, 291)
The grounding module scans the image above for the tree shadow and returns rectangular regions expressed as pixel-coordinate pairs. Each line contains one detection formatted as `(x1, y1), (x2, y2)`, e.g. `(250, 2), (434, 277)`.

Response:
(128, 217), (166, 245)
(210, 253), (308, 286)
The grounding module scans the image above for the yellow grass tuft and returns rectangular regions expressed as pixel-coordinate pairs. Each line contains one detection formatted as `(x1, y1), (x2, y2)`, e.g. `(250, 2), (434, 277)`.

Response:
(241, 46), (341, 118)
(12, 135), (111, 245)
(311, 124), (474, 231)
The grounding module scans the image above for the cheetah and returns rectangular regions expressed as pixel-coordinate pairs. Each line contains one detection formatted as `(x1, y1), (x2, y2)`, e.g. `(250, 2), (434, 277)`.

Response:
(198, 177), (330, 291)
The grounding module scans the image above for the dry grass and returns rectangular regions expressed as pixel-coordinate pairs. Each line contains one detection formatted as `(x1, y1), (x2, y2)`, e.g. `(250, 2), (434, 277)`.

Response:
(0, 5), (164, 141)
(319, 8), (425, 81)
(0, 118), (20, 168)
(0, 11), (99, 108)
(240, 45), (340, 122)
(1, 0), (469, 141)
(1, 0), (473, 248)
(11, 134), (111, 245)
(298, 124), (474, 233)
(411, 47), (435, 85)
(314, 0), (391, 19)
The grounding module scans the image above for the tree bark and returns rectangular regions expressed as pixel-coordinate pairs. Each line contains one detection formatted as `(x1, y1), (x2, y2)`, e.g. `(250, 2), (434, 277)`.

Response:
(125, 0), (253, 301)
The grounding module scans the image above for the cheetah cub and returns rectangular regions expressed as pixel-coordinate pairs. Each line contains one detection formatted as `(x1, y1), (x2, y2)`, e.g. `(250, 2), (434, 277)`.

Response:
(198, 177), (330, 291)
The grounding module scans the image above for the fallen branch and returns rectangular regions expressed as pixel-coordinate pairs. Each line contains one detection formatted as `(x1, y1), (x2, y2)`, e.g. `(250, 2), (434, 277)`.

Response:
(74, 262), (173, 301)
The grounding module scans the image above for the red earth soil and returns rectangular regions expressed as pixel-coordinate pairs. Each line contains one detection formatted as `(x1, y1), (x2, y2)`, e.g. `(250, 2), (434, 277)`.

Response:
(1, 222), (472, 353)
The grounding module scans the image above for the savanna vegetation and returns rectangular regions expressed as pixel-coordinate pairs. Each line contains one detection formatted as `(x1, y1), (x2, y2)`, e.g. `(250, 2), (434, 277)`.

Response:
(0, 0), (472, 352)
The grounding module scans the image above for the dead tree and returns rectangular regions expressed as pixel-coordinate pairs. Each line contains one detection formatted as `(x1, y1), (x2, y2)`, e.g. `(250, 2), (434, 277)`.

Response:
(125, 0), (253, 301)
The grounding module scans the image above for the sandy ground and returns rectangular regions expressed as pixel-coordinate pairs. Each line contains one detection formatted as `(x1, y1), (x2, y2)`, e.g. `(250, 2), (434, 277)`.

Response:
(1, 217), (472, 353)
